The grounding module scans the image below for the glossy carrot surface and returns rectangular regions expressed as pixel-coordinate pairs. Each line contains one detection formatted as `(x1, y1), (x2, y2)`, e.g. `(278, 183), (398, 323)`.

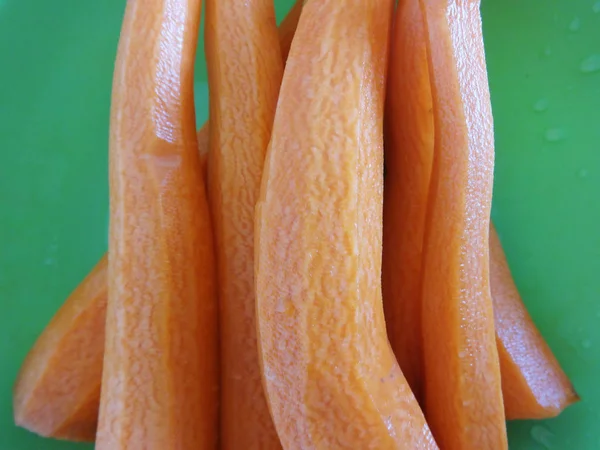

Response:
(256, 1), (437, 448)
(419, 0), (507, 448)
(205, 0), (283, 448)
(96, 0), (218, 448)
(491, 224), (579, 419)
(12, 6), (303, 440)
(383, 0), (433, 403)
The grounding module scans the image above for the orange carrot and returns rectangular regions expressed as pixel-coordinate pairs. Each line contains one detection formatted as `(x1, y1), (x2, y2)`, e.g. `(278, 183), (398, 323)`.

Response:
(418, 0), (507, 448)
(491, 224), (579, 419)
(255, 1), (437, 448)
(204, 0), (283, 448)
(382, 0), (433, 403)
(95, 0), (218, 447)
(383, 0), (577, 423)
(12, 5), (303, 440)
(13, 255), (107, 441)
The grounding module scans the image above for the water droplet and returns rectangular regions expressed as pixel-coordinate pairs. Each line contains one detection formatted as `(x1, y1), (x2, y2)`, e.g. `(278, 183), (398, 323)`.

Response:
(594, 1), (600, 13)
(543, 46), (552, 56)
(580, 55), (600, 74)
(43, 257), (55, 266)
(531, 425), (555, 449)
(578, 168), (589, 178)
(582, 339), (592, 349)
(544, 128), (567, 142)
(569, 17), (581, 32)
(533, 98), (549, 112)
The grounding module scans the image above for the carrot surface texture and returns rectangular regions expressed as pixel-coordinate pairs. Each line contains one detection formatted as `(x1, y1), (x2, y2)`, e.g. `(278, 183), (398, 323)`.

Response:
(204, 0), (284, 448)
(491, 224), (579, 419)
(13, 255), (107, 441)
(418, 0), (508, 448)
(255, 1), (437, 449)
(382, 0), (433, 403)
(95, 0), (219, 447)
(383, 0), (577, 423)
(12, 4), (303, 441)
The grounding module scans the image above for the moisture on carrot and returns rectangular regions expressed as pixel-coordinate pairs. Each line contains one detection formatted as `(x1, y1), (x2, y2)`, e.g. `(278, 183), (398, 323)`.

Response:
(204, 0), (283, 448)
(491, 224), (579, 419)
(13, 255), (107, 442)
(382, 0), (433, 404)
(95, 0), (218, 447)
(419, 0), (507, 448)
(255, 1), (437, 448)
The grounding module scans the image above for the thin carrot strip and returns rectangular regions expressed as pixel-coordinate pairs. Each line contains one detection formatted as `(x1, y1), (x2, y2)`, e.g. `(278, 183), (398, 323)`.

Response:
(491, 224), (579, 419)
(204, 0), (283, 448)
(12, 5), (303, 440)
(419, 0), (507, 448)
(255, 1), (437, 448)
(95, 0), (218, 447)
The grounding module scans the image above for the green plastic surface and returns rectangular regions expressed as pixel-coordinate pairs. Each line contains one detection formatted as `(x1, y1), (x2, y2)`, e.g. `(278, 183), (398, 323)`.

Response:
(1, 0), (598, 448)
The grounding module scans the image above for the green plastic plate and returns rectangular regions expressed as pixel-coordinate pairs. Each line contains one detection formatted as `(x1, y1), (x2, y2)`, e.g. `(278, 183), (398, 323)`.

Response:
(1, 0), (598, 448)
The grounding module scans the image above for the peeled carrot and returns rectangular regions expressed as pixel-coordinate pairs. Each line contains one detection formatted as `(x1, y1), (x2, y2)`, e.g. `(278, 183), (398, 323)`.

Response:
(419, 0), (507, 448)
(13, 255), (107, 441)
(95, 0), (218, 447)
(382, 0), (433, 403)
(12, 5), (302, 440)
(383, 0), (577, 423)
(491, 224), (579, 419)
(204, 0), (283, 448)
(255, 1), (437, 448)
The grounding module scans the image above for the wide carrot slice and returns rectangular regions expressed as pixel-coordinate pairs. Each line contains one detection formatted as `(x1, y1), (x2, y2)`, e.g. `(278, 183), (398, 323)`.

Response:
(382, 0), (433, 403)
(418, 0), (507, 448)
(95, 0), (218, 447)
(12, 4), (302, 440)
(491, 224), (579, 419)
(255, 1), (437, 448)
(13, 255), (107, 441)
(204, 0), (283, 448)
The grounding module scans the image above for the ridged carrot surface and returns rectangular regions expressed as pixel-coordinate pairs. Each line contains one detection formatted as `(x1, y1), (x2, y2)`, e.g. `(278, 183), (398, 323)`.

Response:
(491, 224), (579, 419)
(204, 0), (283, 448)
(13, 255), (107, 441)
(418, 0), (507, 448)
(12, 5), (303, 440)
(382, 0), (433, 403)
(95, 0), (219, 447)
(255, 1), (437, 448)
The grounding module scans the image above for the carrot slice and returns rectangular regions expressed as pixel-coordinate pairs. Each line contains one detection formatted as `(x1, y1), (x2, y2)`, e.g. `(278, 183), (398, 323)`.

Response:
(382, 0), (433, 403)
(94, 0), (219, 447)
(418, 0), (507, 448)
(13, 255), (107, 441)
(204, 0), (283, 448)
(12, 5), (302, 440)
(491, 224), (579, 419)
(255, 1), (437, 448)
(383, 0), (577, 423)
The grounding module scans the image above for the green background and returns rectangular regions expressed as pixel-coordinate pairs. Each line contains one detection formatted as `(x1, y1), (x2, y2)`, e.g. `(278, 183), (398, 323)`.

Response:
(1, 0), (598, 448)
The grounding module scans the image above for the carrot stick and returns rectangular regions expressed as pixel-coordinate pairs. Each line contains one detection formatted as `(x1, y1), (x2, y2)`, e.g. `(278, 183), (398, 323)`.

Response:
(382, 0), (433, 403)
(204, 0), (283, 448)
(491, 224), (579, 419)
(94, 0), (218, 447)
(383, 0), (578, 423)
(13, 255), (107, 441)
(255, 1), (437, 448)
(12, 5), (302, 440)
(418, 0), (507, 448)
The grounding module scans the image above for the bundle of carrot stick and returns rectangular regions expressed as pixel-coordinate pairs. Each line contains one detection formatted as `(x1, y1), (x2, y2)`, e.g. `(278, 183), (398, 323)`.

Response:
(13, 0), (578, 449)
